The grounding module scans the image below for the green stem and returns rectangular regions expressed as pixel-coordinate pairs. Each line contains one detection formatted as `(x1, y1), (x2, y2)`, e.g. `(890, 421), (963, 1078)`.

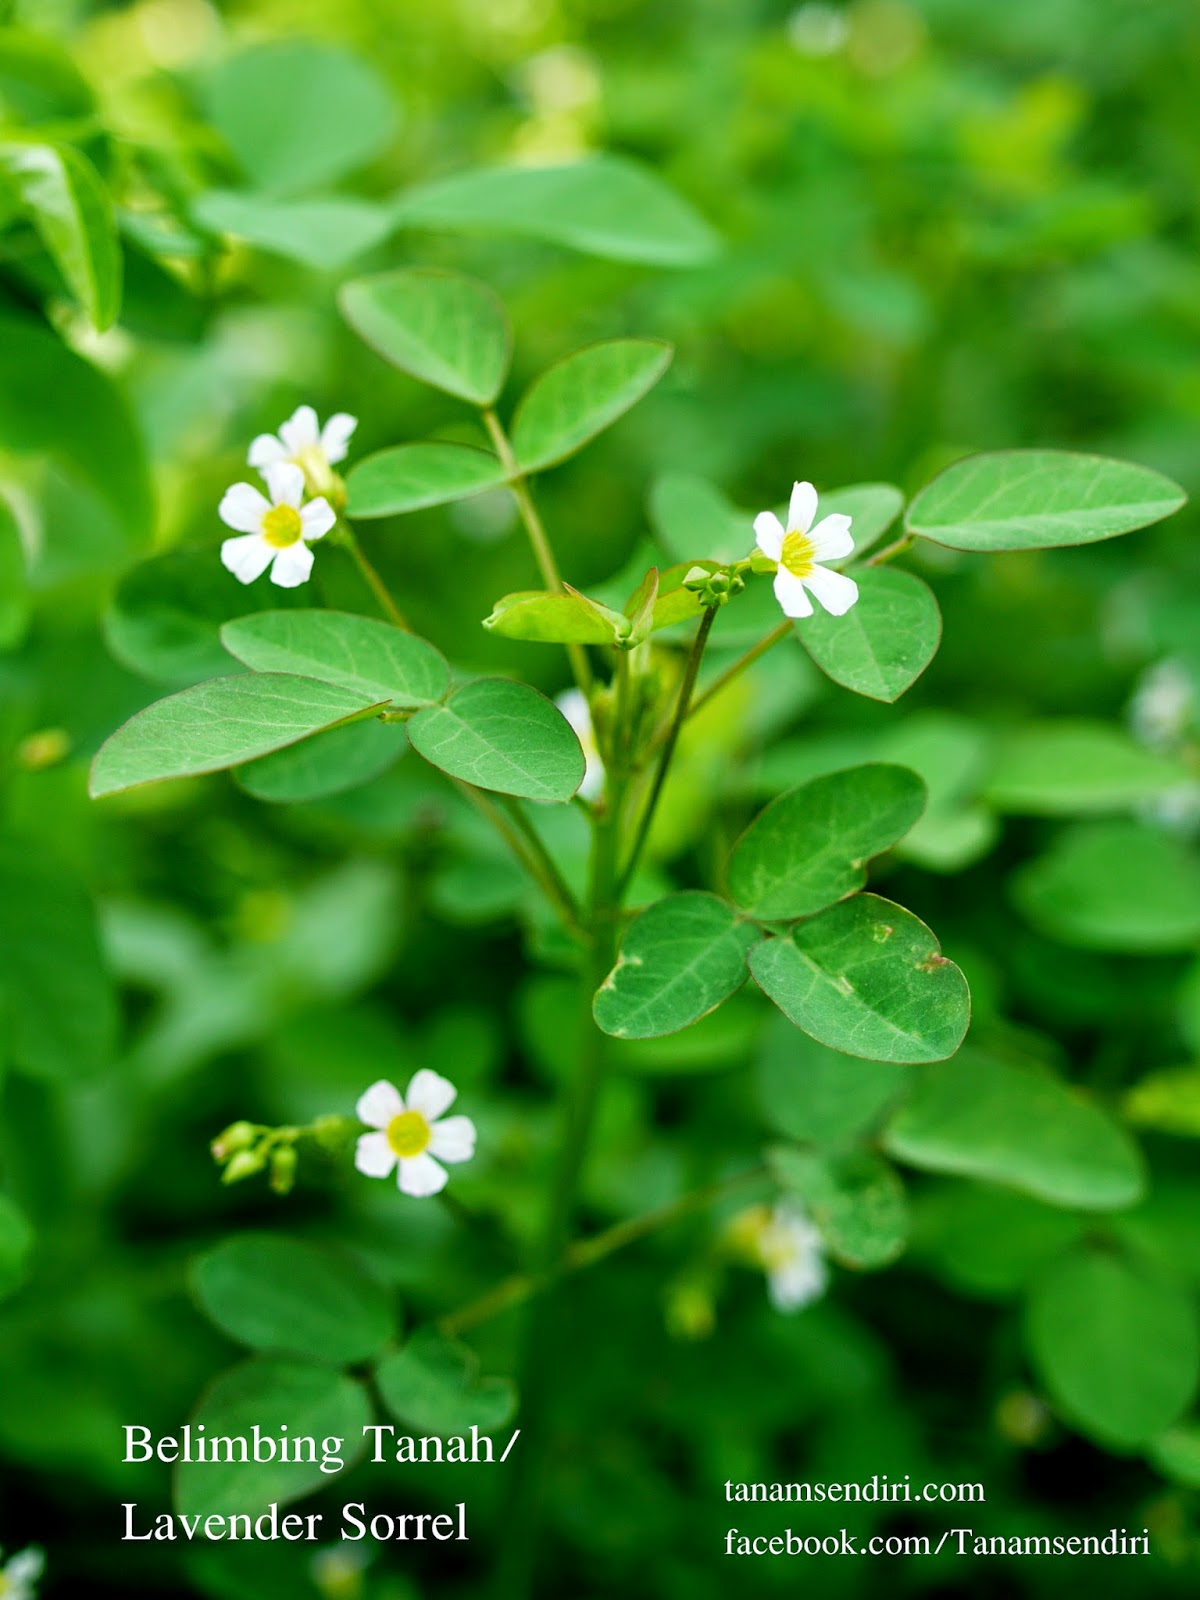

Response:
(616, 607), (718, 900)
(440, 1166), (763, 1339)
(677, 619), (792, 729)
(497, 794), (585, 933)
(339, 522), (411, 630)
(452, 781), (585, 940)
(482, 407), (592, 697)
(867, 530), (916, 566)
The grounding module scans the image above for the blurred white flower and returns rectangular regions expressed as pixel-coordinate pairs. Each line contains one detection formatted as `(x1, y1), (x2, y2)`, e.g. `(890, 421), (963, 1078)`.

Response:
(753, 480), (858, 620)
(249, 404), (357, 496)
(219, 462), (335, 588)
(757, 1202), (828, 1312)
(1130, 659), (1194, 750)
(555, 688), (605, 801)
(354, 1071), (476, 1198)
(0, 1546), (45, 1600)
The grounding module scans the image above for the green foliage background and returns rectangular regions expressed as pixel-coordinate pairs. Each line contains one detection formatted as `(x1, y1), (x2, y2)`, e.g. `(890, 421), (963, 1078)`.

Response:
(1, 0), (1200, 1596)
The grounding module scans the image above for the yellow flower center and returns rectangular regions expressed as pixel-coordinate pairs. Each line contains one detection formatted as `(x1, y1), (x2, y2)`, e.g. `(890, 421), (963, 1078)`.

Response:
(262, 504), (303, 547)
(781, 529), (816, 577)
(386, 1110), (432, 1159)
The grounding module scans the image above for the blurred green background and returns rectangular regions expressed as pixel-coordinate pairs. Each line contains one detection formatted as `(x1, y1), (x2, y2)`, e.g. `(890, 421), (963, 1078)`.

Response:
(1, 0), (1200, 1596)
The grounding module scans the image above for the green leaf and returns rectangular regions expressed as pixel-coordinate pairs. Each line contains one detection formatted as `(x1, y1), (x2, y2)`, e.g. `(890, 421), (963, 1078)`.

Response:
(407, 678), (584, 802)
(0, 29), (96, 124)
(0, 495), (29, 650)
(105, 549), (310, 687)
(907, 449), (1186, 552)
(1123, 1066), (1200, 1139)
(649, 473), (746, 565)
(220, 611), (450, 709)
(1013, 820), (1200, 953)
(392, 153), (718, 267)
(1025, 1249), (1199, 1447)
(755, 1015), (906, 1146)
(878, 712), (997, 872)
(175, 1360), (371, 1519)
(235, 719), (404, 805)
(201, 39), (398, 196)
(593, 891), (758, 1040)
(0, 309), (152, 546)
(1148, 1424), (1200, 1489)
(511, 339), (673, 473)
(794, 567), (941, 703)
(769, 1146), (909, 1270)
(727, 763), (926, 921)
(191, 1235), (395, 1365)
(983, 721), (1191, 814)
(192, 190), (395, 272)
(622, 566), (659, 648)
(90, 675), (386, 798)
(483, 588), (628, 645)
(339, 268), (511, 405)
(0, 1194), (34, 1301)
(912, 1183), (1083, 1300)
(749, 894), (970, 1064)
(0, 838), (117, 1081)
(375, 1328), (516, 1436)
(883, 1050), (1145, 1210)
(0, 139), (120, 329)
(345, 443), (506, 519)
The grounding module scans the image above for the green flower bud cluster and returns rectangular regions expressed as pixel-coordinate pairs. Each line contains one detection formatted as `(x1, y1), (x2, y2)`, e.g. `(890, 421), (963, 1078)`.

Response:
(210, 1115), (359, 1195)
(682, 562), (747, 609)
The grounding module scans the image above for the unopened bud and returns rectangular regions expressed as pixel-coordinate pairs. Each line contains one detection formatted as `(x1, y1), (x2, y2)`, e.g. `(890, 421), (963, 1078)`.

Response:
(682, 566), (745, 608)
(269, 1145), (298, 1195)
(221, 1148), (267, 1185)
(211, 1121), (257, 1162)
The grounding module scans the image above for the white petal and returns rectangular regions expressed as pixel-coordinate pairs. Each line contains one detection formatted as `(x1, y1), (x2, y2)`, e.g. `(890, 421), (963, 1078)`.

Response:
(265, 460), (306, 508)
(221, 533), (274, 584)
(788, 480), (819, 534)
(269, 542), (315, 588)
(355, 1131), (397, 1179)
(6, 1550), (45, 1585)
(808, 512), (854, 562)
(218, 482), (270, 533)
(428, 1115), (476, 1164)
(753, 510), (785, 561)
(397, 1151), (448, 1197)
(279, 404), (320, 454)
(248, 433), (288, 470)
(773, 566), (814, 618)
(804, 563), (859, 616)
(300, 497), (336, 541)
(406, 1067), (457, 1122)
(768, 1254), (828, 1311)
(320, 411), (358, 464)
(356, 1079), (404, 1128)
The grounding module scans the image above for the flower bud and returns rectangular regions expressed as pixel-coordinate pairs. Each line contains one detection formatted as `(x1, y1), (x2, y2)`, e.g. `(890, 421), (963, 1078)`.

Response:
(221, 1148), (267, 1185)
(269, 1145), (298, 1195)
(210, 1121), (257, 1162)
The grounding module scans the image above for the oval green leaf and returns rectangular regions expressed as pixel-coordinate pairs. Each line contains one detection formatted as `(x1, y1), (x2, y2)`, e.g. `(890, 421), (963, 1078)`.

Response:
(175, 1360), (371, 1520)
(728, 763), (926, 921)
(345, 442), (506, 519)
(1013, 820), (1200, 953)
(375, 1328), (516, 1436)
(984, 721), (1191, 814)
(235, 718), (404, 805)
(392, 153), (718, 267)
(0, 139), (120, 329)
(882, 1050), (1145, 1211)
(593, 891), (758, 1040)
(407, 678), (584, 802)
(483, 589), (628, 645)
(89, 674), (386, 797)
(1025, 1249), (1199, 1448)
(220, 610), (450, 708)
(907, 449), (1186, 552)
(193, 190), (395, 271)
(769, 1146), (909, 1270)
(755, 1015), (906, 1146)
(749, 894), (970, 1064)
(649, 473), (746, 565)
(339, 268), (511, 405)
(511, 339), (673, 473)
(191, 1234), (395, 1365)
(795, 567), (941, 703)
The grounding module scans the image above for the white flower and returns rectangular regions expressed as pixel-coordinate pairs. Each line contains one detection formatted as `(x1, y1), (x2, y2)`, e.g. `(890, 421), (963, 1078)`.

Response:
(753, 480), (858, 620)
(249, 404), (357, 495)
(0, 1547), (45, 1600)
(1130, 659), (1194, 750)
(354, 1071), (476, 1198)
(757, 1202), (828, 1312)
(555, 688), (605, 801)
(219, 462), (335, 588)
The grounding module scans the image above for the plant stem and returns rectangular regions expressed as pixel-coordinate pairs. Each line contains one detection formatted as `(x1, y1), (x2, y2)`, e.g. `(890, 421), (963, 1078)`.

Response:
(440, 1166), (764, 1339)
(482, 407), (592, 697)
(339, 522), (412, 629)
(497, 794), (584, 933)
(867, 530), (916, 565)
(452, 781), (585, 940)
(616, 606), (718, 900)
(679, 619), (792, 728)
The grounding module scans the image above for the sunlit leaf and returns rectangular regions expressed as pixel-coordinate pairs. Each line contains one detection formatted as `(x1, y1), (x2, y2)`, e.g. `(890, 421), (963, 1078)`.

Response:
(192, 190), (395, 271)
(511, 339), (673, 472)
(0, 139), (120, 328)
(795, 567), (941, 702)
(221, 611), (450, 708)
(339, 268), (511, 404)
(345, 442), (506, 518)
(407, 678), (584, 802)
